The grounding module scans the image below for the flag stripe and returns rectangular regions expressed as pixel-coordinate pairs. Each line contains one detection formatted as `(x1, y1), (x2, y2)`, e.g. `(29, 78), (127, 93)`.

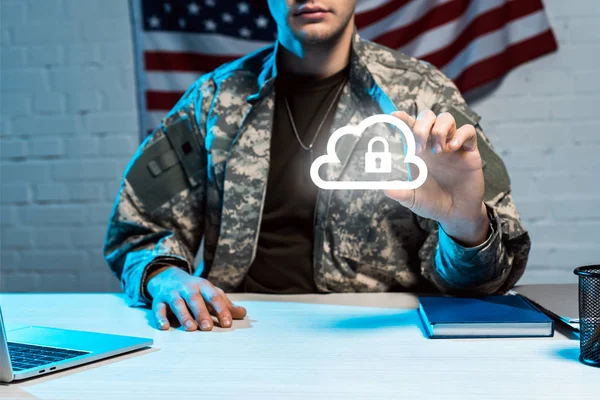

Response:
(145, 71), (203, 92)
(147, 90), (185, 111)
(369, 0), (471, 49)
(354, 0), (413, 28)
(358, 0), (452, 41)
(145, 111), (169, 132)
(145, 51), (237, 72)
(144, 31), (272, 54)
(420, 0), (548, 68)
(393, 0), (506, 58)
(454, 29), (558, 92)
(441, 11), (552, 80)
(355, 0), (401, 13)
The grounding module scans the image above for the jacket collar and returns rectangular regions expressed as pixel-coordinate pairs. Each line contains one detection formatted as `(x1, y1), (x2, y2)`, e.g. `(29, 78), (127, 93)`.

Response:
(245, 40), (280, 104)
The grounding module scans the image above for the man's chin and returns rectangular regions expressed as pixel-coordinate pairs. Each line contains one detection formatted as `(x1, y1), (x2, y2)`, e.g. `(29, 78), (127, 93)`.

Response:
(296, 26), (339, 45)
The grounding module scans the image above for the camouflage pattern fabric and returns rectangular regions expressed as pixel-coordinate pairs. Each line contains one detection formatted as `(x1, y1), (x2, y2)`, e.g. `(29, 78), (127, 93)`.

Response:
(104, 31), (531, 307)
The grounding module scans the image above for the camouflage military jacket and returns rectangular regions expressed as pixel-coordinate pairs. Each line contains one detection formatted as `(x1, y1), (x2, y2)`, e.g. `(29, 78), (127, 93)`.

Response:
(104, 32), (531, 307)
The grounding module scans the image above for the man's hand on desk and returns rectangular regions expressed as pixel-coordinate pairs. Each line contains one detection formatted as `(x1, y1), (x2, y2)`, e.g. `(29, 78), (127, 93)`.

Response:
(146, 267), (247, 331)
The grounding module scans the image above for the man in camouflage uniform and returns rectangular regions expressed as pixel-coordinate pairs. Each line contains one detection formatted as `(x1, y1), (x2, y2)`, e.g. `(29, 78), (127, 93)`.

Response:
(104, 0), (531, 332)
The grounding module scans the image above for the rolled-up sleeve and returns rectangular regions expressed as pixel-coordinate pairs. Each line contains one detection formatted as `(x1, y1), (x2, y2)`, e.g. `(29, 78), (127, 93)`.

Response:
(432, 205), (505, 290)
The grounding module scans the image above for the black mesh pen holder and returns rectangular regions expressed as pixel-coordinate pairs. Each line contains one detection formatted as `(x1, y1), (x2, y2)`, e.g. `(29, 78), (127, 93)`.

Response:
(574, 265), (600, 367)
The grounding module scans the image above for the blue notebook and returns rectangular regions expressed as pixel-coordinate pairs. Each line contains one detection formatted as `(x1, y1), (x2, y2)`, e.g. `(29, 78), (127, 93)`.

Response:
(417, 295), (554, 338)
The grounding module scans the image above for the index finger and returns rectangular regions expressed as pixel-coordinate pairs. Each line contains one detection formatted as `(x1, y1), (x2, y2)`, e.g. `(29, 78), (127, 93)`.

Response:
(201, 285), (233, 328)
(217, 288), (247, 319)
(391, 111), (416, 129)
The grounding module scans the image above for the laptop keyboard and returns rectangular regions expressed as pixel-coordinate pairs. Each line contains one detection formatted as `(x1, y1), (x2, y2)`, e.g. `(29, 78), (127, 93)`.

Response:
(8, 342), (90, 372)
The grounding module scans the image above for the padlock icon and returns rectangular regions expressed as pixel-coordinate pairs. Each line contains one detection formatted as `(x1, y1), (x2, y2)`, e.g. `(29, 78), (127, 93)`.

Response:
(365, 137), (392, 173)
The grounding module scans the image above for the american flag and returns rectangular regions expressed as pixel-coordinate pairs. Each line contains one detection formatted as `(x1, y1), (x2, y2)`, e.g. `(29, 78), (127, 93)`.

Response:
(134, 0), (558, 134)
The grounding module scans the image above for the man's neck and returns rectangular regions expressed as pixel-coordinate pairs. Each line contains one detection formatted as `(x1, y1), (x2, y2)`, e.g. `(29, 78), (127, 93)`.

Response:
(277, 24), (354, 79)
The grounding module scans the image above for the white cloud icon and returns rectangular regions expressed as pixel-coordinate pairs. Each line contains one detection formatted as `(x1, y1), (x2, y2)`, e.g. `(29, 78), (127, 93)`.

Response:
(310, 114), (428, 190)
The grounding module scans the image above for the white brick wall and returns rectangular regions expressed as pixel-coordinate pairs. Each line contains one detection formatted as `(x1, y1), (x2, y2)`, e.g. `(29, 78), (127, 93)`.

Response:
(0, 0), (598, 293)
(0, 0), (136, 292)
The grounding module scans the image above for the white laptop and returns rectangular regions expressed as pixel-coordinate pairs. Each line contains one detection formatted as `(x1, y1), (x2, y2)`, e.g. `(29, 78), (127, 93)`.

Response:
(0, 306), (153, 383)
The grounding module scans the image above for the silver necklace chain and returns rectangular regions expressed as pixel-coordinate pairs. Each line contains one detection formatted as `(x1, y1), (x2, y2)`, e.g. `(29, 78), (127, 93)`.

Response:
(283, 77), (347, 151)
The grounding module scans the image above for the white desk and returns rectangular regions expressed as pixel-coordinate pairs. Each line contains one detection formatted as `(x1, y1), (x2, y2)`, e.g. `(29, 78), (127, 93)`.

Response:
(0, 291), (597, 400)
